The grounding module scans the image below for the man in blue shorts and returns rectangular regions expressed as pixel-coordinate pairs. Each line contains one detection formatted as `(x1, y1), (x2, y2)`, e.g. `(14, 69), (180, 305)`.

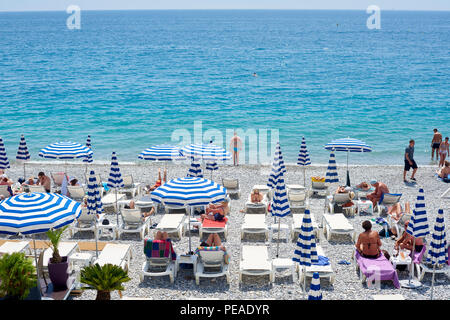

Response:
(403, 139), (418, 182)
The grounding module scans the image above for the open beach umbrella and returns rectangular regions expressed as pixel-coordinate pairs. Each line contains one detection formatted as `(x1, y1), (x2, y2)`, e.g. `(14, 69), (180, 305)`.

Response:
(87, 170), (103, 258)
(138, 144), (185, 180)
(82, 135), (93, 179)
(39, 141), (93, 176)
(267, 142), (287, 189)
(187, 158), (203, 178)
(16, 134), (31, 179)
(325, 150), (339, 186)
(401, 188), (430, 289)
(181, 143), (231, 177)
(308, 272), (323, 300)
(426, 208), (447, 300)
(293, 209), (318, 292)
(106, 152), (124, 227)
(297, 137), (311, 187)
(270, 171), (290, 257)
(324, 137), (372, 186)
(0, 192), (82, 287)
(150, 177), (227, 254)
(0, 137), (10, 171)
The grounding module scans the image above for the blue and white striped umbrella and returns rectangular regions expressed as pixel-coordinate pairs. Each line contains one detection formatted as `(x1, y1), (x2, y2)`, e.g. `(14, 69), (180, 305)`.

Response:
(205, 161), (218, 180)
(293, 209), (318, 266)
(324, 137), (372, 153)
(181, 144), (231, 161)
(427, 209), (447, 266)
(0, 193), (82, 235)
(406, 188), (430, 239)
(187, 159), (203, 178)
(325, 150), (339, 185)
(150, 177), (226, 207)
(83, 135), (93, 164)
(39, 141), (93, 160)
(87, 170), (102, 257)
(267, 142), (287, 189)
(308, 272), (323, 300)
(297, 137), (311, 166)
(138, 145), (185, 161)
(270, 171), (291, 257)
(16, 134), (30, 162)
(107, 152), (124, 189)
(0, 137), (10, 170)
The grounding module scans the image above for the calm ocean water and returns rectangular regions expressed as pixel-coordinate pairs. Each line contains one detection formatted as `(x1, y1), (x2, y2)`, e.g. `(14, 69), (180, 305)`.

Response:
(0, 10), (448, 165)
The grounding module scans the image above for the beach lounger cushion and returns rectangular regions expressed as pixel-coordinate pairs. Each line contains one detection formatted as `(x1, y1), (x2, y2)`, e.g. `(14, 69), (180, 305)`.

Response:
(354, 250), (400, 288)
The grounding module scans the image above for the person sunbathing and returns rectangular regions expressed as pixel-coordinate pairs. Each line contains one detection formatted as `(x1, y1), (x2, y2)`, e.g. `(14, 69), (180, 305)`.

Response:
(250, 188), (264, 203)
(198, 233), (229, 264)
(201, 200), (229, 222)
(355, 220), (382, 259)
(145, 168), (165, 193)
(355, 182), (371, 190)
(23, 177), (36, 186)
(366, 179), (389, 207)
(387, 202), (410, 222)
(437, 161), (450, 178)
(124, 200), (154, 218)
(395, 221), (424, 253)
(154, 231), (169, 241)
(69, 177), (80, 186)
(336, 185), (351, 194)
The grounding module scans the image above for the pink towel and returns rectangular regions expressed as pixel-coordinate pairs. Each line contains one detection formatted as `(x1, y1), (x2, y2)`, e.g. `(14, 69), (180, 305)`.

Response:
(355, 251), (400, 288)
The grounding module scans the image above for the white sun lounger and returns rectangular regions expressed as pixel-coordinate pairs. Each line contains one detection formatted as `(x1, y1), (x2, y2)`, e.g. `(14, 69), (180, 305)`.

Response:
(0, 241), (31, 255)
(326, 193), (356, 215)
(239, 245), (274, 284)
(51, 172), (64, 192)
(245, 194), (268, 214)
(118, 208), (151, 240)
(375, 193), (402, 216)
(94, 243), (132, 271)
(67, 186), (86, 202)
(288, 190), (308, 212)
(195, 250), (230, 285)
(121, 175), (142, 199)
(42, 242), (80, 268)
(222, 178), (241, 199)
(297, 245), (336, 286)
(291, 213), (320, 241)
(28, 185), (46, 193)
(154, 214), (186, 239)
(241, 214), (269, 240)
(69, 207), (104, 238)
(140, 239), (177, 283)
(309, 180), (329, 197)
(322, 214), (356, 242)
(0, 185), (11, 198)
(199, 218), (229, 240)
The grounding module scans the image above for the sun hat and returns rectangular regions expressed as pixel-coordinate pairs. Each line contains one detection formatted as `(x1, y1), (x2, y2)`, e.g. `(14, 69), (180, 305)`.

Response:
(369, 179), (377, 185)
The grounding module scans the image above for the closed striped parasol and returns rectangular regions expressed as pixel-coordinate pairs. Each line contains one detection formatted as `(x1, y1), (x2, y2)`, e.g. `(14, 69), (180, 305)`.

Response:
(0, 137), (10, 170)
(297, 137), (311, 186)
(107, 152), (124, 226)
(187, 158), (203, 178)
(39, 141), (93, 160)
(270, 167), (290, 257)
(267, 142), (287, 189)
(308, 272), (323, 300)
(83, 135), (93, 164)
(87, 170), (103, 257)
(0, 193), (82, 235)
(427, 208), (447, 300)
(325, 150), (339, 185)
(16, 134), (30, 178)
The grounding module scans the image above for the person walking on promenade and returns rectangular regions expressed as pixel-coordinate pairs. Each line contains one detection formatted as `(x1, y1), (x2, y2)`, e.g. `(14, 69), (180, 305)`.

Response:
(431, 128), (442, 161)
(403, 139), (418, 183)
(230, 131), (242, 166)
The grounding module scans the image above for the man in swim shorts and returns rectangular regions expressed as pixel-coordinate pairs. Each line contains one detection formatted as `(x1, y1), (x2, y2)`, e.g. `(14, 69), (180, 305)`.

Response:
(431, 128), (442, 161)
(229, 131), (242, 166)
(404, 139), (418, 183)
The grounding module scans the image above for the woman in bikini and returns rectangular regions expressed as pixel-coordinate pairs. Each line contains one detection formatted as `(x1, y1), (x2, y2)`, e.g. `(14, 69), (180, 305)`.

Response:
(438, 137), (449, 168)
(355, 220), (382, 259)
(201, 200), (229, 222)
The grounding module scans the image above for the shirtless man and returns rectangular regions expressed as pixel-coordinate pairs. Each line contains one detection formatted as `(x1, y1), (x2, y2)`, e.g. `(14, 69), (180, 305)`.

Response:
(229, 131), (242, 166)
(438, 137), (449, 167)
(366, 179), (389, 207)
(37, 171), (51, 192)
(431, 128), (442, 161)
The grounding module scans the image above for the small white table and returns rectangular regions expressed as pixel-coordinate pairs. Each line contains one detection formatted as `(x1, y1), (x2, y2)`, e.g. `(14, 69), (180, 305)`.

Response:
(272, 258), (296, 282)
(390, 250), (412, 275)
(97, 221), (118, 240)
(176, 254), (198, 274)
(356, 199), (374, 215)
(70, 252), (93, 267)
(286, 184), (306, 192)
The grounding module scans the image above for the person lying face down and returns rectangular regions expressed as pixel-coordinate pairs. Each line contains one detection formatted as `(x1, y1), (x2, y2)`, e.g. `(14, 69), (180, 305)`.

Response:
(201, 200), (229, 222)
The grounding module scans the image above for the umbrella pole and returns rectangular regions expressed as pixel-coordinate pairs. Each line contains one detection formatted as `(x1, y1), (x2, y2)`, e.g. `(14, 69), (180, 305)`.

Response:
(430, 263), (436, 300)
(95, 223), (98, 258)
(32, 235), (46, 289)
(23, 162), (26, 180)
(115, 188), (119, 227)
(346, 151), (350, 187)
(188, 206), (192, 254)
(303, 167), (306, 188)
(276, 218), (281, 257)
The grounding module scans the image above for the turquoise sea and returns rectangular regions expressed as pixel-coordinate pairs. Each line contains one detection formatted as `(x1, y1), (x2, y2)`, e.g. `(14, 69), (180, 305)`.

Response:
(0, 10), (448, 164)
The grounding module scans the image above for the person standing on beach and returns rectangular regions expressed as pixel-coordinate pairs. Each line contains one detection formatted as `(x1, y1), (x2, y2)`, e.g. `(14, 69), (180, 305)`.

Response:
(431, 128), (442, 161)
(403, 139), (418, 182)
(438, 137), (449, 168)
(230, 131), (242, 166)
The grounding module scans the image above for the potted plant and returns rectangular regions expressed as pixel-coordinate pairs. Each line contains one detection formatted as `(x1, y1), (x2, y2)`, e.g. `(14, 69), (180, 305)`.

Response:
(0, 252), (37, 300)
(80, 263), (130, 300)
(46, 225), (70, 290)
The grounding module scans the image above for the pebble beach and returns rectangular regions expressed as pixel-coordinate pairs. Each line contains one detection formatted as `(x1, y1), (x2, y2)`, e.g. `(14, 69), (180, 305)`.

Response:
(2, 161), (449, 300)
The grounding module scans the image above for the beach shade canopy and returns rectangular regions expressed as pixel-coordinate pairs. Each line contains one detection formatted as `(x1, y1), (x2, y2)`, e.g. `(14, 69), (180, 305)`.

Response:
(297, 137), (311, 186)
(0, 193), (82, 235)
(187, 158), (204, 178)
(83, 135), (93, 164)
(181, 144), (231, 161)
(308, 272), (323, 300)
(325, 150), (339, 186)
(427, 209), (448, 300)
(0, 137), (10, 170)
(138, 144), (185, 161)
(87, 170), (103, 257)
(324, 137), (372, 186)
(39, 141), (93, 160)
(267, 142), (287, 189)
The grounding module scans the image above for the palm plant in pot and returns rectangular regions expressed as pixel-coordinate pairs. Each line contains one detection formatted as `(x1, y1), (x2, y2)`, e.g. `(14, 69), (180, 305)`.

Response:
(80, 263), (130, 300)
(0, 252), (37, 300)
(46, 225), (70, 290)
